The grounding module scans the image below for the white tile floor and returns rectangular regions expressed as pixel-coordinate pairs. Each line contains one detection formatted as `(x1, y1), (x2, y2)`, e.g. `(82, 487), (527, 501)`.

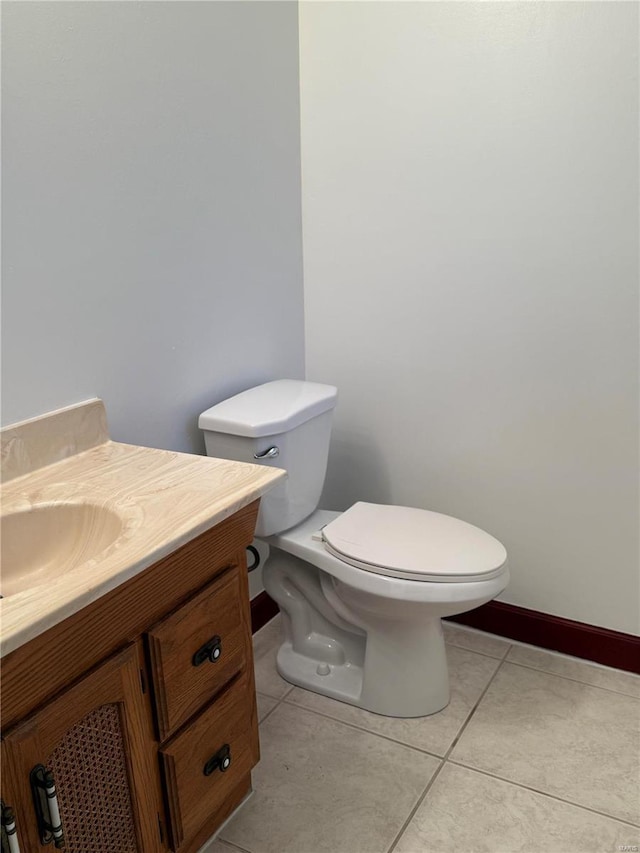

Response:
(206, 616), (640, 853)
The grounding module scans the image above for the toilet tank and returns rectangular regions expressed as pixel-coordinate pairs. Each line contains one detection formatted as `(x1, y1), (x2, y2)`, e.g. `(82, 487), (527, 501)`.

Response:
(198, 380), (337, 537)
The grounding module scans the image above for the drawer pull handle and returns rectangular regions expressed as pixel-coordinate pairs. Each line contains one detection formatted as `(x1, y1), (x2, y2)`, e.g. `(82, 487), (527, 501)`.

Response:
(203, 744), (231, 776)
(192, 636), (222, 667)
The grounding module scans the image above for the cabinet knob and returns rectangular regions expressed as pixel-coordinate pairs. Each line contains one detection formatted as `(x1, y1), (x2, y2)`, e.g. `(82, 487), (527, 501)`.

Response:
(192, 636), (222, 667)
(203, 744), (231, 777)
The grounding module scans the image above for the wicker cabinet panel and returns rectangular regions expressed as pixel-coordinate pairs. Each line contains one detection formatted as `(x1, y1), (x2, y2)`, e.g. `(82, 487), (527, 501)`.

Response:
(47, 703), (138, 851)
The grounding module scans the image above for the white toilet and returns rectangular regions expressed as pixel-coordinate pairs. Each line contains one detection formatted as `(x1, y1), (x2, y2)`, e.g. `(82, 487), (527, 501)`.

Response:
(199, 380), (508, 718)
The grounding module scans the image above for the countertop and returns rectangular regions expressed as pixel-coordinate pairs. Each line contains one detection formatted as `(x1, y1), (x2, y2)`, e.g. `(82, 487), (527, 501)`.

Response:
(1, 409), (285, 657)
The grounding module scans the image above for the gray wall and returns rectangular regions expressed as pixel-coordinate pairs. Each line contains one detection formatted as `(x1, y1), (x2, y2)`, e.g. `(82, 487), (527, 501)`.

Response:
(2, 1), (305, 452)
(3, 1), (638, 635)
(300, 2), (639, 634)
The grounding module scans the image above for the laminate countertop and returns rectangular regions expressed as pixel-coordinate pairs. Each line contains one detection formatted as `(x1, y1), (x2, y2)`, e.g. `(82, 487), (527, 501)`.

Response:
(0, 401), (285, 657)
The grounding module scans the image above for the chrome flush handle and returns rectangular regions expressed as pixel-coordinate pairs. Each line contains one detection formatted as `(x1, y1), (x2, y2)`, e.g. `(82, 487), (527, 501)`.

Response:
(253, 446), (279, 460)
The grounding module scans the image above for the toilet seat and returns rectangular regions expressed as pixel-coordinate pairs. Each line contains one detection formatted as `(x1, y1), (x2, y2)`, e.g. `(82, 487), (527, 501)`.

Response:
(321, 502), (507, 583)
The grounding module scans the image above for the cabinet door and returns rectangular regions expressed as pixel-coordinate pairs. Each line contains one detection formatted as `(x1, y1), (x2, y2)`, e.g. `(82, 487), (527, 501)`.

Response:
(2, 643), (165, 853)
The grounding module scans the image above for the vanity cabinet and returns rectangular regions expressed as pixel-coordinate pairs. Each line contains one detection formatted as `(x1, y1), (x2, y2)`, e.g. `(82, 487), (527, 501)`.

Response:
(1, 500), (261, 853)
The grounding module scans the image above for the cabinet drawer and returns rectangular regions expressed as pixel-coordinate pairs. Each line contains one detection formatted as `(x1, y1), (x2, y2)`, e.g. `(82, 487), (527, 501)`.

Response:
(147, 565), (247, 739)
(160, 672), (259, 851)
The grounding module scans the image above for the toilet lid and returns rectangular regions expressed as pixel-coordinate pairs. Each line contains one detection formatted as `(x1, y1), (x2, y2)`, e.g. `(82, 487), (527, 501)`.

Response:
(321, 502), (507, 583)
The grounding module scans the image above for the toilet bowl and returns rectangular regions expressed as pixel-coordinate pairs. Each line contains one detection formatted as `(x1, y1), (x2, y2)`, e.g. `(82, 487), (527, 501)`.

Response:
(199, 380), (508, 718)
(265, 506), (507, 717)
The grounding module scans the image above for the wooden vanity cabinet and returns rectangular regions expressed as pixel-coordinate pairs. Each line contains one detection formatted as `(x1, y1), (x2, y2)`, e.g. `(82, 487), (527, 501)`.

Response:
(1, 500), (261, 853)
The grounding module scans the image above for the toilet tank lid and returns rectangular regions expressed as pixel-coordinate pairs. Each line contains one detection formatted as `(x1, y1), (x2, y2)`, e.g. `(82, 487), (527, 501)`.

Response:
(198, 380), (338, 438)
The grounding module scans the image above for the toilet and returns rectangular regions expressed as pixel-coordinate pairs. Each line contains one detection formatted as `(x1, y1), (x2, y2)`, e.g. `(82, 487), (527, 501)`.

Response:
(199, 380), (508, 718)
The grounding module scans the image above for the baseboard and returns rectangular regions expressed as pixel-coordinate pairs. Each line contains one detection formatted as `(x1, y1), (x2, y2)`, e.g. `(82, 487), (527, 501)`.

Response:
(251, 590), (279, 635)
(447, 601), (640, 675)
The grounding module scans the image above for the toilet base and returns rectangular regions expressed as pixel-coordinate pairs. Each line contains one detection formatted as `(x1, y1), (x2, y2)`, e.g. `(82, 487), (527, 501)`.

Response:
(276, 641), (364, 707)
(274, 618), (450, 719)
(263, 544), (453, 717)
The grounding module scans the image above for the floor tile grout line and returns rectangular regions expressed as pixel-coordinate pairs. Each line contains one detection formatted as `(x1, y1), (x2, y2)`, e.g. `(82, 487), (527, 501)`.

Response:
(384, 657), (509, 853)
(277, 695), (447, 760)
(215, 840), (253, 853)
(442, 654), (507, 761)
(257, 686), (295, 725)
(445, 758), (640, 829)
(503, 638), (640, 675)
(499, 643), (513, 661)
(384, 759), (447, 853)
(447, 624), (638, 677)
(500, 660), (640, 699)
(449, 634), (640, 696)
(444, 640), (511, 662)
(451, 629), (640, 685)
(257, 703), (279, 725)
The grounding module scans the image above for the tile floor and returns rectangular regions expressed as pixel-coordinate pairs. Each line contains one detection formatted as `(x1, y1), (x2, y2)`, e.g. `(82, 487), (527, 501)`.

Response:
(205, 616), (640, 853)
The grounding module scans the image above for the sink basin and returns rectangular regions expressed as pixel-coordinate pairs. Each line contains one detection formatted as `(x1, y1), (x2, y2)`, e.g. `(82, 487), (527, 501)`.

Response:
(1, 502), (124, 598)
